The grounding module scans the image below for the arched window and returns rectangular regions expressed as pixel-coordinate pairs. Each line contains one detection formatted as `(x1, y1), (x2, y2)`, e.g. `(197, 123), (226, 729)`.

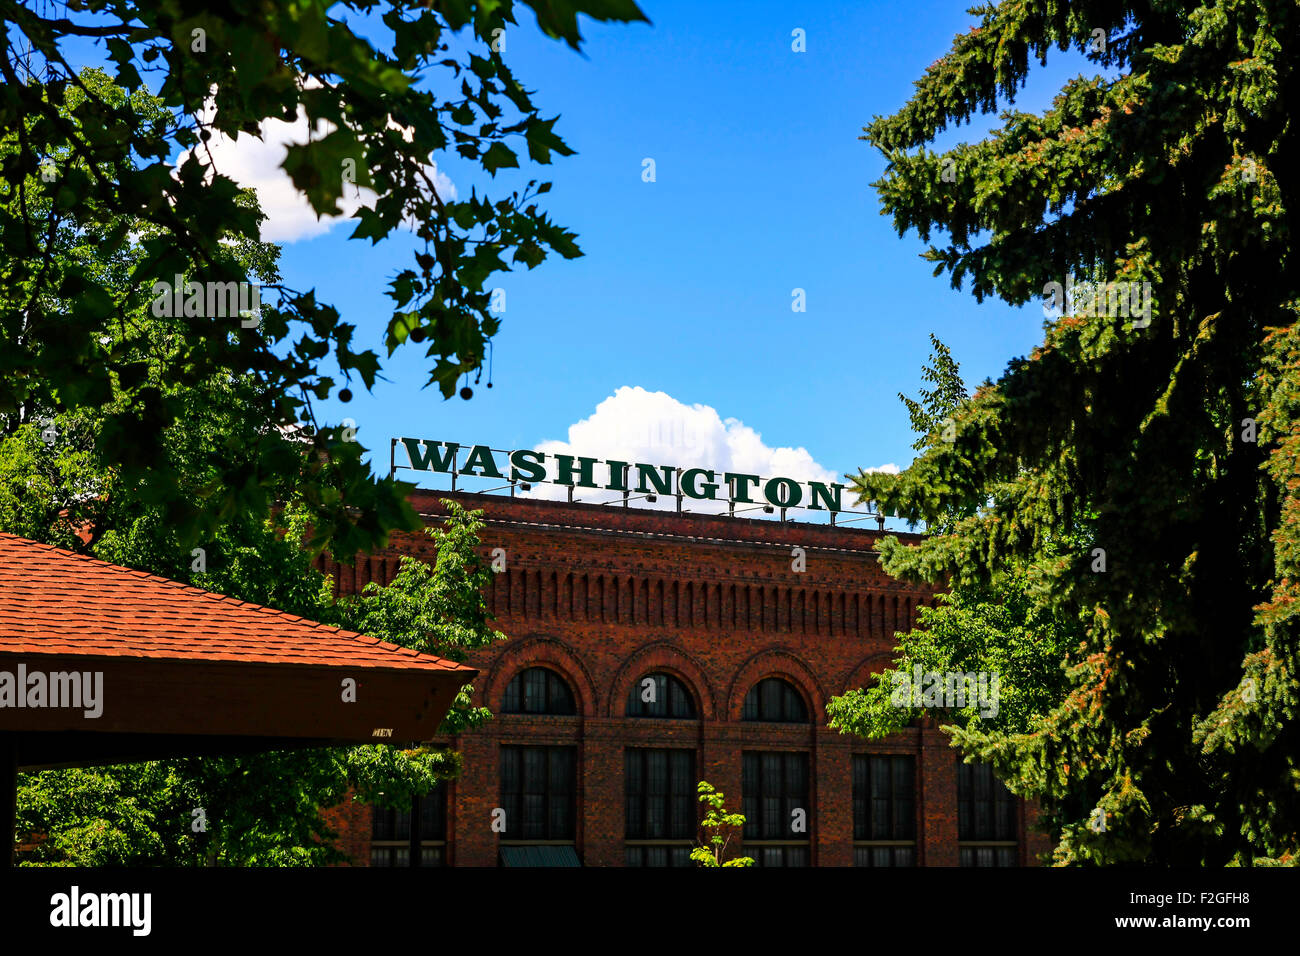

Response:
(502, 667), (576, 715)
(743, 677), (808, 722)
(626, 673), (697, 718)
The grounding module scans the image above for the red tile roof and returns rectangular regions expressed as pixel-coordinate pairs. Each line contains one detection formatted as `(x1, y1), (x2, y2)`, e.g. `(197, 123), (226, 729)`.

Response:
(0, 533), (472, 673)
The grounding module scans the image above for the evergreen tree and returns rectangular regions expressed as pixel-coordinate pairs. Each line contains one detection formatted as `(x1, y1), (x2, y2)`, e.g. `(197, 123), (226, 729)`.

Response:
(828, 339), (1076, 760)
(849, 1), (1298, 865)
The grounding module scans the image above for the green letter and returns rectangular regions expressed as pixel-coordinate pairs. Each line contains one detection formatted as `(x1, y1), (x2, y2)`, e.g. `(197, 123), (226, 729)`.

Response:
(724, 472), (761, 503)
(401, 439), (459, 473)
(461, 444), (504, 479)
(807, 481), (843, 511)
(605, 460), (630, 491)
(634, 463), (674, 496)
(682, 468), (718, 500)
(555, 454), (601, 488)
(509, 449), (547, 483)
(764, 477), (802, 508)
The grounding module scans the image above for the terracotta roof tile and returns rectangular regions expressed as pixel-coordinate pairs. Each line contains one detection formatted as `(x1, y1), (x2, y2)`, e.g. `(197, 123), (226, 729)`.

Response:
(0, 533), (474, 674)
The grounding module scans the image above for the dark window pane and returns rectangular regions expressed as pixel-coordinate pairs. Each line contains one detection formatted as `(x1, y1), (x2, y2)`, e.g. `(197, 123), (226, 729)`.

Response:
(550, 673), (575, 714)
(417, 785), (446, 841)
(503, 668), (576, 715)
(370, 846), (409, 867)
(626, 844), (694, 867)
(503, 676), (521, 713)
(524, 748), (545, 791)
(853, 755), (916, 842)
(894, 758), (915, 840)
(852, 758), (868, 841)
(752, 845), (810, 868)
(372, 805), (394, 841)
(854, 845), (915, 867)
(957, 761), (1018, 843)
(742, 752), (758, 838)
(501, 745), (577, 840)
(524, 668), (544, 712)
(627, 673), (697, 719)
(742, 678), (808, 723)
(626, 749), (696, 841)
(743, 751), (809, 841)
(523, 795), (544, 839)
(392, 807), (411, 841)
(785, 846), (810, 867)
(549, 800), (568, 838)
(974, 766), (991, 838)
(786, 753), (807, 798)
(551, 749), (574, 839)
(669, 750), (694, 839)
(784, 685), (802, 722)
(626, 753), (644, 837)
(959, 844), (1018, 867)
(647, 750), (667, 838)
(762, 752), (781, 838)
(672, 679), (691, 717)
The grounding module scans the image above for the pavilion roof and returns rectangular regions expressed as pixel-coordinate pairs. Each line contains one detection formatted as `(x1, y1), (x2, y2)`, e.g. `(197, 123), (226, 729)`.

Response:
(0, 533), (463, 672)
(0, 533), (476, 769)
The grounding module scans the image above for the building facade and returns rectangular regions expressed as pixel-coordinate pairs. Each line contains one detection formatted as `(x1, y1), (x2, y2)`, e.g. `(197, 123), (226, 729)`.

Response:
(320, 488), (1051, 866)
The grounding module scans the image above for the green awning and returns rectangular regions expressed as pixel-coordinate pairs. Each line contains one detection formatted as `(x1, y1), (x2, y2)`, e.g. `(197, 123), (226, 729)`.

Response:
(500, 845), (582, 867)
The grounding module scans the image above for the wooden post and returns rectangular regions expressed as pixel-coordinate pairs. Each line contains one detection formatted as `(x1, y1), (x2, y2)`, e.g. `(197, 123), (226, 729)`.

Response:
(2, 733), (16, 868)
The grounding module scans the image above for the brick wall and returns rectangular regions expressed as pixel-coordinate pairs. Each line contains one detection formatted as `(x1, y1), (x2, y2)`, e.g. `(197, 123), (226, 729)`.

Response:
(317, 489), (1051, 866)
(321, 797), (372, 866)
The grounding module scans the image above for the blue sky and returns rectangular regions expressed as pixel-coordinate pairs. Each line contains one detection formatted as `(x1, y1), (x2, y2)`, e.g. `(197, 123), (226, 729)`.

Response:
(279, 1), (1090, 497)
(86, 0), (1095, 516)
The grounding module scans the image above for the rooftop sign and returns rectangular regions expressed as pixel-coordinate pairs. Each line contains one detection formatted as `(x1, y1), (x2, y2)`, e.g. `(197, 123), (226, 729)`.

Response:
(394, 438), (849, 516)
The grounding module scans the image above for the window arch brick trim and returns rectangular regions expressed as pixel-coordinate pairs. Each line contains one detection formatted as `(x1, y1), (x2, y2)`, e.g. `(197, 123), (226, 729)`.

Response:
(727, 649), (826, 723)
(843, 652), (902, 698)
(608, 641), (716, 719)
(484, 636), (600, 717)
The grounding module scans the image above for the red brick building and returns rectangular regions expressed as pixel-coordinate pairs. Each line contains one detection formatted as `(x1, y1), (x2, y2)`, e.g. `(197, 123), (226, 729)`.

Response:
(320, 489), (1052, 867)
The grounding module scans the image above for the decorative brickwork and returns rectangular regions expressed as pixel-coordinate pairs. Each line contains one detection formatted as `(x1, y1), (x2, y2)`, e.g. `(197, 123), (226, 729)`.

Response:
(318, 489), (1055, 866)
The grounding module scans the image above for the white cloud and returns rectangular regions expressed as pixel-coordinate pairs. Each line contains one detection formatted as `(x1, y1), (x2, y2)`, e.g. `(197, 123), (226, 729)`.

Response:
(511, 386), (889, 519)
(176, 89), (456, 243)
